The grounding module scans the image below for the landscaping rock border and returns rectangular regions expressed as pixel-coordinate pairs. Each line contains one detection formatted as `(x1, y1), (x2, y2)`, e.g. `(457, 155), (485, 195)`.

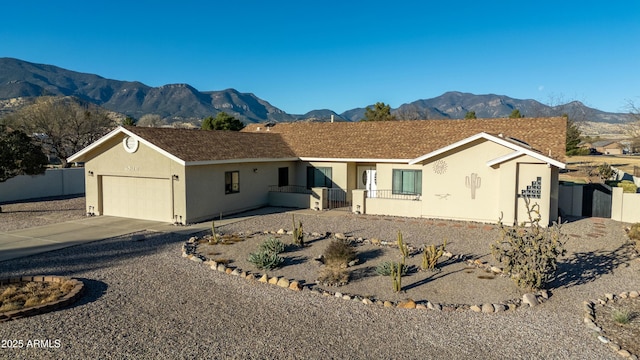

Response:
(0, 276), (84, 322)
(182, 231), (549, 314)
(583, 291), (640, 359)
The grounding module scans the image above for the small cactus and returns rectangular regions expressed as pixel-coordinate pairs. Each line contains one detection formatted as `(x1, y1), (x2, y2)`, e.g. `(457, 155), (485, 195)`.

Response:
(422, 239), (447, 271)
(209, 220), (219, 244)
(292, 214), (304, 246)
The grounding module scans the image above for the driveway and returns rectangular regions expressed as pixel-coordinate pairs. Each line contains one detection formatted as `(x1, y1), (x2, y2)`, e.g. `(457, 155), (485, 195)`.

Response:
(0, 216), (218, 263)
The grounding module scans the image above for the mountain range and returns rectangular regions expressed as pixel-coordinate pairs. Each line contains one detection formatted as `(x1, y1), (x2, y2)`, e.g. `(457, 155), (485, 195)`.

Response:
(0, 57), (631, 125)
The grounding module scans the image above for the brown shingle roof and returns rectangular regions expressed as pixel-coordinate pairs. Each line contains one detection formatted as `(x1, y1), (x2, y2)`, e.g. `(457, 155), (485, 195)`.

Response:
(242, 117), (567, 161)
(124, 127), (297, 162)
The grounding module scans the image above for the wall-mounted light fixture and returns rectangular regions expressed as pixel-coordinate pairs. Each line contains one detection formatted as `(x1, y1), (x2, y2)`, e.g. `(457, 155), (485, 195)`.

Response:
(88, 171), (94, 176)
(172, 174), (179, 180)
(253, 168), (258, 173)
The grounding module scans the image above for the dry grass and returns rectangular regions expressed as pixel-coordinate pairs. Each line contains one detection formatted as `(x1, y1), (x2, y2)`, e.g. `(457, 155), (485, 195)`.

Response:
(563, 155), (640, 183)
(0, 280), (76, 313)
(596, 299), (640, 356)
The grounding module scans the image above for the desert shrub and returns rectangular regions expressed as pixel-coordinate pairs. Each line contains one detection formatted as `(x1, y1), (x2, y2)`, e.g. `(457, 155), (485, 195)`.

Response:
(375, 261), (408, 276)
(323, 240), (356, 266)
(596, 163), (616, 181)
(248, 250), (284, 270)
(258, 237), (286, 254)
(618, 180), (638, 193)
(491, 199), (566, 291)
(628, 223), (640, 241)
(612, 309), (632, 325)
(317, 266), (349, 286)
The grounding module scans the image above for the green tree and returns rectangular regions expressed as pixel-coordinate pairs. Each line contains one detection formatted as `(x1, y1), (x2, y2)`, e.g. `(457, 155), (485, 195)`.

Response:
(509, 109), (524, 118)
(360, 102), (396, 122)
(464, 111), (477, 119)
(0, 125), (48, 183)
(565, 115), (582, 154)
(201, 112), (245, 131)
(122, 116), (136, 126)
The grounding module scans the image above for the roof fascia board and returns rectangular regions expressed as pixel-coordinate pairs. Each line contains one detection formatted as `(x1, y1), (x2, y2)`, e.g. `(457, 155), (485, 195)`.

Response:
(299, 157), (411, 163)
(67, 126), (125, 163)
(486, 151), (524, 167)
(185, 157), (300, 166)
(409, 132), (566, 169)
(68, 126), (187, 165)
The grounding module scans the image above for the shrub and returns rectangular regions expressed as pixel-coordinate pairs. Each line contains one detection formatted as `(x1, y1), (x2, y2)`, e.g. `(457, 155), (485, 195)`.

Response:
(618, 180), (638, 193)
(248, 250), (284, 270)
(491, 198), (566, 291)
(258, 237), (285, 254)
(323, 240), (356, 266)
(628, 223), (640, 241)
(596, 163), (616, 181)
(317, 266), (349, 286)
(375, 261), (408, 276)
(612, 309), (632, 325)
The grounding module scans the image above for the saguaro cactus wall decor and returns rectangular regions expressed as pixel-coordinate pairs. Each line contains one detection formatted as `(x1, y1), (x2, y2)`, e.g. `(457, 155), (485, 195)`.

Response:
(465, 173), (481, 199)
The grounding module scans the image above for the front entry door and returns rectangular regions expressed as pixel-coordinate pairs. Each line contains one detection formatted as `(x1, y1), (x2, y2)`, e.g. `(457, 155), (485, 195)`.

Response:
(357, 166), (377, 197)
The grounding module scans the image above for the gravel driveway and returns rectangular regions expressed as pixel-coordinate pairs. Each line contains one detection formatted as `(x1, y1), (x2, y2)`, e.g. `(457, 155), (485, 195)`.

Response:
(0, 198), (638, 359)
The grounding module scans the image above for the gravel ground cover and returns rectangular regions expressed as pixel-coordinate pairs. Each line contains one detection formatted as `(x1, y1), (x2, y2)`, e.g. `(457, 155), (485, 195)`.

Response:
(0, 196), (85, 232)
(0, 199), (639, 359)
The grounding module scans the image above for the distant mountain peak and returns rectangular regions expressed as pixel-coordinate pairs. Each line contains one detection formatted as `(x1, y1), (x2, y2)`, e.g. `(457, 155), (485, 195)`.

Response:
(0, 58), (631, 125)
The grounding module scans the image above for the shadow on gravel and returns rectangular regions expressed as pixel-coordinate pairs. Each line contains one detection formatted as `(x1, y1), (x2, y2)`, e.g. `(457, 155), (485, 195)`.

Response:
(0, 231), (184, 278)
(68, 278), (108, 309)
(549, 242), (636, 289)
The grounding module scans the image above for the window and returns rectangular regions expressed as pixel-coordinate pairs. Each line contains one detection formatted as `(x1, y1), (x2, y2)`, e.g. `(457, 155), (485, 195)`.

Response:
(306, 167), (332, 188)
(225, 171), (239, 194)
(392, 169), (422, 195)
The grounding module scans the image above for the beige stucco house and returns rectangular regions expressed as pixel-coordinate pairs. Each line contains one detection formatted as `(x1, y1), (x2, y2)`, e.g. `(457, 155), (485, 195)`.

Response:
(68, 117), (566, 226)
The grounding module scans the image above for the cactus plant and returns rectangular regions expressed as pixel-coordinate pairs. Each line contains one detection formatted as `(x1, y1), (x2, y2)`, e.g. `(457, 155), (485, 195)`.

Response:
(292, 214), (304, 246)
(421, 239), (447, 271)
(390, 231), (409, 292)
(465, 173), (481, 199)
(209, 220), (219, 244)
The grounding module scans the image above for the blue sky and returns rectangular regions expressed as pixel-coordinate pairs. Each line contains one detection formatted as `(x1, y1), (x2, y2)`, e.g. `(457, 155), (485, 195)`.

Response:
(1, 1), (638, 114)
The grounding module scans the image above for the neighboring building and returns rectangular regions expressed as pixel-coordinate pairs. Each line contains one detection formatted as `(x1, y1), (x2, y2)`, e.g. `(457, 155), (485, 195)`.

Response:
(582, 140), (626, 155)
(68, 117), (566, 226)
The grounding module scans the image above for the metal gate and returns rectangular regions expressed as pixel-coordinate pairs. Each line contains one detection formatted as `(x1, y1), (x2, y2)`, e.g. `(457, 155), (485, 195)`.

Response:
(327, 188), (349, 210)
(582, 184), (612, 218)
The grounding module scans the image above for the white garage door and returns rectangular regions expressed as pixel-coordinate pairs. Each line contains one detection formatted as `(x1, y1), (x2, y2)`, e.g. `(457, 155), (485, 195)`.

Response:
(102, 176), (172, 222)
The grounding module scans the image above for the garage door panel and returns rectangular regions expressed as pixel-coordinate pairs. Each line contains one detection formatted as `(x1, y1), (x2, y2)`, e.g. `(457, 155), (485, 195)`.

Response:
(102, 176), (171, 222)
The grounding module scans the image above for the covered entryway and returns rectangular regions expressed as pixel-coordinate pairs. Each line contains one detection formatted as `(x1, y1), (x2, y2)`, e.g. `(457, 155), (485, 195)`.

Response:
(101, 176), (173, 222)
(357, 166), (377, 197)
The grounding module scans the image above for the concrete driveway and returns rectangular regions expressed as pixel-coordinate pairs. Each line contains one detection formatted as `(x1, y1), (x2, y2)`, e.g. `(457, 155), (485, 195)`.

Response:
(0, 216), (218, 263)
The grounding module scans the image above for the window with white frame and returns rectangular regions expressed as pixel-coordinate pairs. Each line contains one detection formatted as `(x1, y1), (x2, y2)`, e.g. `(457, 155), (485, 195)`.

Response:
(392, 169), (422, 195)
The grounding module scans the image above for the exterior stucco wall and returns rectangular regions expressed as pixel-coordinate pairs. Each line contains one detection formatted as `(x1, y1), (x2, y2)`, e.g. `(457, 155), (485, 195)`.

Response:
(184, 161), (296, 223)
(362, 140), (559, 226)
(83, 134), (184, 221)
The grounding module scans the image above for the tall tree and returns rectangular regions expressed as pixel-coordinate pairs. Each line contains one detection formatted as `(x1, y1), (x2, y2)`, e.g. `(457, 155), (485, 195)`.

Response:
(509, 109), (524, 118)
(360, 102), (396, 121)
(3, 96), (115, 167)
(625, 100), (640, 153)
(122, 116), (136, 126)
(565, 115), (582, 154)
(201, 112), (245, 131)
(464, 111), (477, 119)
(0, 125), (48, 183)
